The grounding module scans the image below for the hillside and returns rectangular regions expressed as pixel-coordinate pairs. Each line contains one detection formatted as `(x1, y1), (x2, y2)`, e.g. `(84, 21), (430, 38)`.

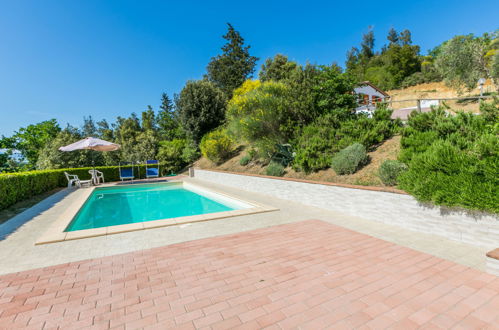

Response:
(387, 80), (496, 113)
(195, 135), (402, 187)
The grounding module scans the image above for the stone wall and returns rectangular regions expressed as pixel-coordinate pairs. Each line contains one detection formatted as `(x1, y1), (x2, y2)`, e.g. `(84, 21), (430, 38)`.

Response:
(193, 169), (499, 249)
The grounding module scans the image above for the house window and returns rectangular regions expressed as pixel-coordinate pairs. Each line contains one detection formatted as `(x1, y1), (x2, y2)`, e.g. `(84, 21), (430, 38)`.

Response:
(358, 94), (369, 105)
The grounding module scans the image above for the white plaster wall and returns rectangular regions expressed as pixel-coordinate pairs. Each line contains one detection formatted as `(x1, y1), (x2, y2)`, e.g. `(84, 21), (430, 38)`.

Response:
(486, 257), (499, 276)
(354, 85), (386, 99)
(194, 169), (499, 249)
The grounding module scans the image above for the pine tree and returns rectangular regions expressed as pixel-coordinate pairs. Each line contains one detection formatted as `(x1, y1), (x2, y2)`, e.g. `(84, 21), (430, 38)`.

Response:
(400, 29), (412, 45)
(158, 93), (181, 140)
(82, 116), (97, 137)
(141, 106), (156, 131)
(387, 27), (399, 45)
(206, 23), (259, 97)
(361, 28), (375, 59)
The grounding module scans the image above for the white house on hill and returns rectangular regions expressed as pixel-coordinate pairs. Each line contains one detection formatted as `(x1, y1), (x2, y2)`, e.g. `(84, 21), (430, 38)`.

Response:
(354, 81), (390, 115)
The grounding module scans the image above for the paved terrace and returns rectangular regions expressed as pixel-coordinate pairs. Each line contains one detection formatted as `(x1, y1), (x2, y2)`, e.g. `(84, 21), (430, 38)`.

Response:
(0, 179), (489, 275)
(1, 220), (498, 329)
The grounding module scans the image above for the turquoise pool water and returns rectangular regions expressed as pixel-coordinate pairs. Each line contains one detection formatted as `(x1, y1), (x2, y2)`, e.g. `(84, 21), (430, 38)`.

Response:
(65, 183), (236, 231)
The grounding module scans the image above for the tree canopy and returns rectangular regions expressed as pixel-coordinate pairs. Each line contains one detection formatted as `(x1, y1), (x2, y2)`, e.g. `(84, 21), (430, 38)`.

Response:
(176, 80), (227, 143)
(206, 23), (259, 97)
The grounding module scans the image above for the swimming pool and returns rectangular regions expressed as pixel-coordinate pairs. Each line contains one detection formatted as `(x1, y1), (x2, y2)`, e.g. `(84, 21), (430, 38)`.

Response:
(65, 182), (251, 231)
(36, 180), (277, 244)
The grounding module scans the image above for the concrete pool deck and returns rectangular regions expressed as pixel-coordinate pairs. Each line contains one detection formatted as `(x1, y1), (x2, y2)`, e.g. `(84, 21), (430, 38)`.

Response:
(0, 220), (498, 329)
(0, 178), (490, 276)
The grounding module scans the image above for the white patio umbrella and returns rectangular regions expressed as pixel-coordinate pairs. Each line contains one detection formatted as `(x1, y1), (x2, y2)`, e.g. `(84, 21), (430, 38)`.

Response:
(59, 137), (120, 183)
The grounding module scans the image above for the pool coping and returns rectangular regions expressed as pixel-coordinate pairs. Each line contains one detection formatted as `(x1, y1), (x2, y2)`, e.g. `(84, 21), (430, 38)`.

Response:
(35, 179), (278, 245)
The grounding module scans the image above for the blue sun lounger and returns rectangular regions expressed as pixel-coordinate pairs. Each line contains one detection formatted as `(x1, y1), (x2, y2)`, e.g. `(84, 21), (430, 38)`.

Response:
(119, 162), (134, 181)
(146, 160), (159, 178)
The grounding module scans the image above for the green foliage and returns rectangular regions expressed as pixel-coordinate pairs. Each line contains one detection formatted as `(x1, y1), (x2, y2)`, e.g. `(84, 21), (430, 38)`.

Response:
(206, 23), (259, 97)
(0, 165), (157, 211)
(157, 139), (193, 173)
(177, 80), (227, 143)
(265, 161), (285, 177)
(113, 113), (160, 162)
(346, 27), (422, 90)
(259, 54), (299, 82)
(479, 96), (499, 123)
(331, 143), (369, 175)
(400, 60), (442, 88)
(181, 140), (200, 164)
(364, 66), (396, 91)
(227, 80), (292, 158)
(9, 119), (61, 167)
(158, 93), (185, 141)
(378, 160), (408, 186)
(293, 108), (400, 173)
(435, 34), (490, 92)
(200, 128), (235, 164)
(380, 43), (421, 88)
(313, 65), (357, 119)
(284, 63), (321, 126)
(36, 127), (97, 169)
(491, 52), (499, 87)
(270, 144), (294, 167)
(398, 109), (498, 213)
(239, 154), (251, 166)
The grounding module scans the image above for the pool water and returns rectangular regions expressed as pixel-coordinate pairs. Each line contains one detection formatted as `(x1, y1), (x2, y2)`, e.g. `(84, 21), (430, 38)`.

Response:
(65, 183), (237, 231)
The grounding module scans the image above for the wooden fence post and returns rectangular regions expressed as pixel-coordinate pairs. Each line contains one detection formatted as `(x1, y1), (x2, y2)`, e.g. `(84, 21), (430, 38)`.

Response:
(417, 99), (422, 112)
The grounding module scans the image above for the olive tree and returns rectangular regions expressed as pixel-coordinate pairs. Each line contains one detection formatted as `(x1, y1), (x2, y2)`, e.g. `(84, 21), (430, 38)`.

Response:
(435, 35), (489, 92)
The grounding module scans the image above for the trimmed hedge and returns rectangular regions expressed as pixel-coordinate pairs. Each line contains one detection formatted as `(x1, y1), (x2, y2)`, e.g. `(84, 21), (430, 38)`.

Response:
(0, 164), (166, 211)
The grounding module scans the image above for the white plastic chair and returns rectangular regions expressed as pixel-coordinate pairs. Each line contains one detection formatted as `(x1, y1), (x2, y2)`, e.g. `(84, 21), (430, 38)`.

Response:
(64, 172), (92, 188)
(89, 169), (104, 185)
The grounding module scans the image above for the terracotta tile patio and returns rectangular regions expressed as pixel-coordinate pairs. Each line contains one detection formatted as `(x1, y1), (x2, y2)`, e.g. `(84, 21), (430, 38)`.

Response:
(0, 220), (498, 329)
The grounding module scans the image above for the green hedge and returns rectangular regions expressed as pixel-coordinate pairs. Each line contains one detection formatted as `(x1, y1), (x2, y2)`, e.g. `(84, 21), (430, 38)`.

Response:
(0, 164), (172, 211)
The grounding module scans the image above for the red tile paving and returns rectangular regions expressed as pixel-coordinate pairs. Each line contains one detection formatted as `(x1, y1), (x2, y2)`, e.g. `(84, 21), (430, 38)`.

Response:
(1, 220), (498, 329)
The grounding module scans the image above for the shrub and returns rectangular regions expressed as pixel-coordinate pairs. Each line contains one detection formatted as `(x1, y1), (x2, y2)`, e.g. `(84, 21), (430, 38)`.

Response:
(265, 162), (285, 177)
(239, 154), (252, 166)
(398, 140), (498, 213)
(378, 160), (408, 186)
(227, 80), (292, 159)
(398, 109), (498, 213)
(181, 141), (200, 164)
(200, 128), (235, 164)
(331, 143), (368, 175)
(157, 139), (187, 174)
(293, 108), (400, 173)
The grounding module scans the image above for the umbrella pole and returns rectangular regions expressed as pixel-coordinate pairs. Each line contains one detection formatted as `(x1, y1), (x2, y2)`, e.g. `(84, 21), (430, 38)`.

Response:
(92, 150), (96, 185)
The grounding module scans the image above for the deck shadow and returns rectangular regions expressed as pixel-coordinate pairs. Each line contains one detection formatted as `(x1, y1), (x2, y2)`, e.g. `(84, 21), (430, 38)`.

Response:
(0, 189), (73, 240)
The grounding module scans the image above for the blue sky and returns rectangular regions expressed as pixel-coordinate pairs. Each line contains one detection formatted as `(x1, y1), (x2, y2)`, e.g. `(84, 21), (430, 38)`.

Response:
(0, 0), (498, 136)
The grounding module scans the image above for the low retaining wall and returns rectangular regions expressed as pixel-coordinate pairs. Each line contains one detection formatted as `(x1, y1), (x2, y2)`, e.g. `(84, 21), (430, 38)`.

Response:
(193, 168), (499, 249)
(486, 249), (499, 276)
